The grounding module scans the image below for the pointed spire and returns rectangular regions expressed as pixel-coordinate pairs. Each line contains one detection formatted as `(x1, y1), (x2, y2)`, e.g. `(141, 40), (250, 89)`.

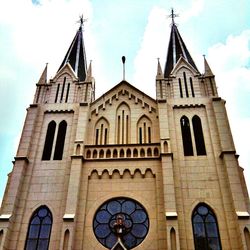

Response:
(203, 55), (214, 77)
(85, 60), (92, 82)
(156, 58), (163, 79)
(58, 16), (87, 81)
(164, 9), (199, 77)
(38, 63), (47, 84)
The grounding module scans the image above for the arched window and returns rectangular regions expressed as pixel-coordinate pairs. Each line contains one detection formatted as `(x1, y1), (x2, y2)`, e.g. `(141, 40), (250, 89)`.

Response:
(192, 203), (221, 250)
(192, 116), (206, 155)
(116, 103), (130, 144)
(25, 206), (53, 250)
(137, 115), (152, 144)
(53, 120), (67, 160)
(95, 117), (109, 145)
(42, 121), (56, 160)
(180, 116), (194, 156)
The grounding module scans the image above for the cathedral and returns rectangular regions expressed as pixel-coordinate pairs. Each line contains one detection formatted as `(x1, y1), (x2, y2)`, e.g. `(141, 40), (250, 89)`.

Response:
(0, 11), (250, 250)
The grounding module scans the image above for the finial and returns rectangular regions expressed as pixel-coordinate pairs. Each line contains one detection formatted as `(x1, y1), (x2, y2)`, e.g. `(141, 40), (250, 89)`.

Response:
(169, 8), (179, 25)
(122, 56), (126, 81)
(78, 14), (88, 30)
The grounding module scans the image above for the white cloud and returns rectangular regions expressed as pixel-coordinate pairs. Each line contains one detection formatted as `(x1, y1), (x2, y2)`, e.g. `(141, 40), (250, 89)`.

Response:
(133, 6), (169, 97)
(207, 30), (250, 187)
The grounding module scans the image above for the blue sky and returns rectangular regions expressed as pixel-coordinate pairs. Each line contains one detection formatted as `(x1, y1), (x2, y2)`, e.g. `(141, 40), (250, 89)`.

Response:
(0, 0), (250, 203)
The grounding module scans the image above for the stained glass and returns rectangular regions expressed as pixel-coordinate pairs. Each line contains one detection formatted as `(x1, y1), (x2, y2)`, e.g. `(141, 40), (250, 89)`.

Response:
(93, 197), (149, 249)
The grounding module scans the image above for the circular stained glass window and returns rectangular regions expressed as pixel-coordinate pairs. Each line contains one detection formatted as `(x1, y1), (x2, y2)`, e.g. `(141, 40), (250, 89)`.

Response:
(93, 197), (149, 249)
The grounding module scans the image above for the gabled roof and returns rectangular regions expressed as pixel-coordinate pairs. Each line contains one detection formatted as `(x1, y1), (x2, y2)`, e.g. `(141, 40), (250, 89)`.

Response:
(91, 80), (157, 107)
(164, 24), (199, 77)
(58, 25), (87, 81)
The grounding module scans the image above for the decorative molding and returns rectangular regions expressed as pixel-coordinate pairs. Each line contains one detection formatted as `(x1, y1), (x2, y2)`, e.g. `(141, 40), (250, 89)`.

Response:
(219, 150), (236, 159)
(44, 109), (74, 114)
(165, 212), (178, 219)
(80, 102), (89, 106)
(63, 214), (75, 221)
(236, 211), (249, 219)
(30, 104), (38, 108)
(0, 214), (12, 221)
(13, 156), (29, 163)
(173, 104), (205, 109)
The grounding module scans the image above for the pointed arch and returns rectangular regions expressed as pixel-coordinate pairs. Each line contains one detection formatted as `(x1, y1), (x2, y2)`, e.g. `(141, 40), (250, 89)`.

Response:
(126, 148), (131, 158)
(86, 150), (91, 158)
(192, 115), (206, 155)
(94, 117), (109, 145)
(147, 148), (152, 157)
(120, 149), (124, 158)
(192, 203), (221, 250)
(42, 121), (56, 160)
(63, 229), (69, 250)
(244, 227), (250, 249)
(140, 148), (145, 157)
(25, 205), (53, 250)
(170, 227), (177, 250)
(53, 120), (67, 160)
(137, 115), (152, 144)
(133, 148), (138, 157)
(180, 116), (194, 156)
(106, 149), (111, 158)
(116, 102), (130, 144)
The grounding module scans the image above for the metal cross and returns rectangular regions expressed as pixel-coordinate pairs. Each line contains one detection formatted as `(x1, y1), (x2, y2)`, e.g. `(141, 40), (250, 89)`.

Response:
(169, 8), (179, 25)
(78, 14), (88, 29)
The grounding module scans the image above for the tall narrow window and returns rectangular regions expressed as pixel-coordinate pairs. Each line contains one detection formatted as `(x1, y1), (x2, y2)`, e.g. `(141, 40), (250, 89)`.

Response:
(179, 78), (183, 98)
(192, 116), (206, 155)
(183, 72), (189, 97)
(65, 83), (70, 103)
(180, 116), (193, 156)
(244, 227), (250, 249)
(117, 115), (120, 144)
(55, 84), (60, 103)
(95, 129), (99, 145)
(116, 103), (130, 144)
(25, 206), (53, 250)
(170, 228), (177, 250)
(63, 230), (69, 250)
(104, 128), (108, 145)
(148, 127), (151, 143)
(60, 77), (66, 102)
(190, 77), (195, 97)
(139, 127), (142, 144)
(42, 121), (56, 160)
(192, 203), (221, 250)
(53, 120), (67, 160)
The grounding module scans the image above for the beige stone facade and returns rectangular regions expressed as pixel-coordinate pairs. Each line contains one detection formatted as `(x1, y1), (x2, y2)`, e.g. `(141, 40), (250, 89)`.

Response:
(0, 20), (250, 250)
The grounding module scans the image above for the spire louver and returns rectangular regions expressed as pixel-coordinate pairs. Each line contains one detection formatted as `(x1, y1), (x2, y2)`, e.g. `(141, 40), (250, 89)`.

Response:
(164, 24), (199, 77)
(58, 26), (87, 81)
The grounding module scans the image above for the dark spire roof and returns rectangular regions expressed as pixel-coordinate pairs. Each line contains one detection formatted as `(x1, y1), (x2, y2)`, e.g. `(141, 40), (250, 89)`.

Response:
(58, 24), (87, 81)
(164, 23), (199, 77)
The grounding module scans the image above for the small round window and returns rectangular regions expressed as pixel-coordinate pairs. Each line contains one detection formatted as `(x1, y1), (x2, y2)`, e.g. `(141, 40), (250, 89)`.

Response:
(93, 197), (149, 249)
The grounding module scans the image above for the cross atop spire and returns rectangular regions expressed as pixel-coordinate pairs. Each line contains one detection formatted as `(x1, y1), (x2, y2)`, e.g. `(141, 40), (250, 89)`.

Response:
(169, 8), (179, 25)
(77, 14), (87, 30)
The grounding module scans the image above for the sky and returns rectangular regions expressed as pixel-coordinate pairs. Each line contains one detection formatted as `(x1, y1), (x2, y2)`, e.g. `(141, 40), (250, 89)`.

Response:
(0, 0), (250, 204)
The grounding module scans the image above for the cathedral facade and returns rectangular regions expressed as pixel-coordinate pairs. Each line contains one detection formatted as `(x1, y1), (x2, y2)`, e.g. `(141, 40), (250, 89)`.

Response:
(0, 15), (250, 250)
